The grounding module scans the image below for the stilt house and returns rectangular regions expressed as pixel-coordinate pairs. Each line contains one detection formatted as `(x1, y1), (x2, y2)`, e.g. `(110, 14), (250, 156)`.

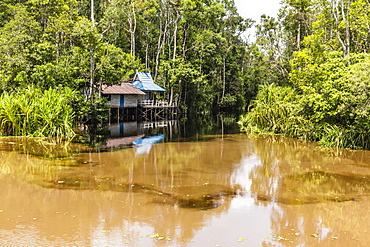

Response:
(103, 71), (177, 121)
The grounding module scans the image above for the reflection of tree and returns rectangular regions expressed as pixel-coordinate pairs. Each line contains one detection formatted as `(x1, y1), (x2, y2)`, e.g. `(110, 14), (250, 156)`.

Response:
(0, 137), (92, 159)
(2, 134), (370, 245)
(0, 134), (253, 246)
(52, 136), (247, 232)
(249, 135), (370, 247)
(250, 135), (370, 204)
(260, 197), (370, 247)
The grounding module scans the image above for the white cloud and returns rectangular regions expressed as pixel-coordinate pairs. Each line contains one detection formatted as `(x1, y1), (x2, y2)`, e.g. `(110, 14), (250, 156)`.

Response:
(234, 0), (281, 22)
(234, 0), (282, 41)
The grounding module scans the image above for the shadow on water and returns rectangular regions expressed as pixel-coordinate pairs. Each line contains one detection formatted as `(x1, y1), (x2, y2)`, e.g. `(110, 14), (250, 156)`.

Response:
(46, 178), (240, 210)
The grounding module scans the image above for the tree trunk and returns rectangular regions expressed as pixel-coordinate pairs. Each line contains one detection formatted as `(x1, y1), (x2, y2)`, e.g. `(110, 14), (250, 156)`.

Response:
(89, 47), (95, 99)
(169, 87), (173, 106)
(155, 13), (168, 81)
(222, 55), (226, 99)
(172, 9), (180, 60)
(129, 0), (137, 57)
(145, 26), (150, 69)
(331, 0), (350, 56)
(341, 0), (351, 56)
(297, 22), (301, 51)
(89, 0), (95, 99)
(91, 0), (95, 27)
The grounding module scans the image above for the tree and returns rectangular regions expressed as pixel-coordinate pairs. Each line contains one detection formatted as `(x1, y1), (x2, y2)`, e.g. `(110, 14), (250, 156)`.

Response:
(0, 5), (42, 90)
(279, 0), (315, 52)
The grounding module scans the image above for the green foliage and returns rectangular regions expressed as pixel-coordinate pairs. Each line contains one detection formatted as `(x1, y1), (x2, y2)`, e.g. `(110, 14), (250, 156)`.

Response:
(2, 0), (370, 150)
(95, 44), (143, 85)
(238, 84), (315, 139)
(74, 94), (109, 124)
(0, 86), (76, 138)
(239, 0), (370, 150)
(241, 52), (370, 150)
(0, 5), (42, 89)
(0, 0), (13, 27)
(279, 0), (315, 52)
(0, 0), (252, 118)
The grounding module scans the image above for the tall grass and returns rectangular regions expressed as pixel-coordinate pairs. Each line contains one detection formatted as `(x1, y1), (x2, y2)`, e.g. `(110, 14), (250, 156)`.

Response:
(0, 86), (76, 138)
(319, 124), (370, 150)
(238, 84), (316, 139)
(239, 84), (370, 150)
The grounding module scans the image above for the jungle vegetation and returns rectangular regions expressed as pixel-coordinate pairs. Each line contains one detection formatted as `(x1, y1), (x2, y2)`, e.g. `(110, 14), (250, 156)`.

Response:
(239, 0), (370, 150)
(0, 0), (369, 149)
(0, 0), (254, 138)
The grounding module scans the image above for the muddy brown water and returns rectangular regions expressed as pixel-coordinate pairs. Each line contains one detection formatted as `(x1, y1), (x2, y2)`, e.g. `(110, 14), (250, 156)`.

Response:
(1, 134), (370, 246)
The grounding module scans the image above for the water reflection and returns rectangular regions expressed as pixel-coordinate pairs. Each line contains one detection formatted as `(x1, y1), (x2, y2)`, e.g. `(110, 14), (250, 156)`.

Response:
(250, 135), (370, 205)
(133, 134), (164, 155)
(1, 133), (370, 246)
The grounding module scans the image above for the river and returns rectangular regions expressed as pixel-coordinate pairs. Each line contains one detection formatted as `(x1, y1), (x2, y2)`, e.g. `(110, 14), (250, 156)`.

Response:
(0, 120), (370, 246)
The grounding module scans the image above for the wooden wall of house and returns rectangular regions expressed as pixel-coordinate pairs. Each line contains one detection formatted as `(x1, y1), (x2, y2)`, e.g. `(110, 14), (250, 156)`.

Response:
(125, 95), (144, 107)
(107, 95), (121, 107)
(107, 94), (145, 108)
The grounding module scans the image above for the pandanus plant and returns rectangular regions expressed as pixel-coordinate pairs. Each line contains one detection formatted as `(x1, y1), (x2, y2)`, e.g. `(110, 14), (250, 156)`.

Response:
(0, 86), (76, 138)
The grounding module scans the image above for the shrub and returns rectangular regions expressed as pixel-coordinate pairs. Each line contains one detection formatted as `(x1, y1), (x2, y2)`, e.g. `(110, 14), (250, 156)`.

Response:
(0, 86), (76, 138)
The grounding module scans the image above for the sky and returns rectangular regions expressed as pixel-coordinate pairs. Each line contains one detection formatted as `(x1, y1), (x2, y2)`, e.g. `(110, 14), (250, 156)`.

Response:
(234, 0), (282, 40)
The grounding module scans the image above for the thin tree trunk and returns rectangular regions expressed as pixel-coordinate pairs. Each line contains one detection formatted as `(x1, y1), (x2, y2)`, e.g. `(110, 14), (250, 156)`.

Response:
(297, 22), (301, 51)
(155, 15), (168, 81)
(145, 27), (150, 69)
(172, 9), (179, 60)
(89, 47), (95, 99)
(182, 26), (188, 58)
(89, 0), (95, 99)
(222, 55), (226, 99)
(169, 87), (173, 106)
(331, 0), (350, 56)
(154, 32), (163, 81)
(129, 0), (137, 57)
(91, 0), (95, 27)
(341, 0), (351, 55)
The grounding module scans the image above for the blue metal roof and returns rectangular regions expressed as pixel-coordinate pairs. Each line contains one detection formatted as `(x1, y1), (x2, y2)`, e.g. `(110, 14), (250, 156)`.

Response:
(131, 72), (166, 92)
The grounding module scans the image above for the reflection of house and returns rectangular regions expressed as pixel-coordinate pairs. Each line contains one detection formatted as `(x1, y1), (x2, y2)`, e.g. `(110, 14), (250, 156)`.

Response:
(133, 134), (165, 155)
(103, 135), (144, 149)
(102, 122), (167, 150)
(109, 122), (142, 137)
